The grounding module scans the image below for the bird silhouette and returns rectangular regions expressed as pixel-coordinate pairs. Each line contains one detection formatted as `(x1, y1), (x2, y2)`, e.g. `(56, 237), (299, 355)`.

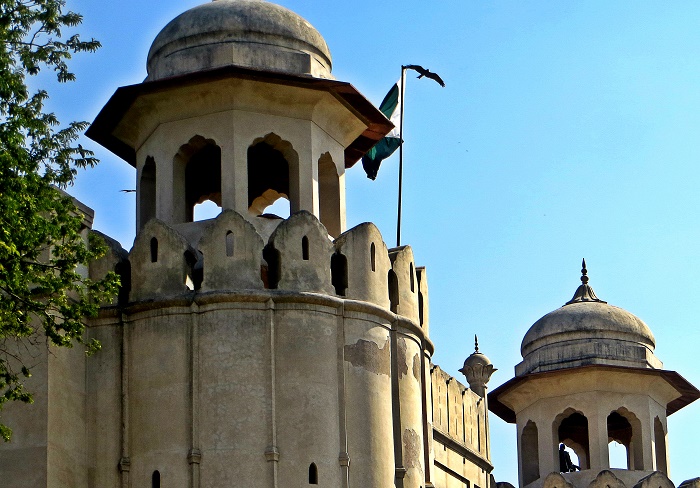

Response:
(120, 189), (136, 193)
(404, 65), (445, 87)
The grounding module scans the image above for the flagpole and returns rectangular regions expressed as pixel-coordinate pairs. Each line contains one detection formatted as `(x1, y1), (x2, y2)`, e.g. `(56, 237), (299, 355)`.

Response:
(397, 66), (407, 248)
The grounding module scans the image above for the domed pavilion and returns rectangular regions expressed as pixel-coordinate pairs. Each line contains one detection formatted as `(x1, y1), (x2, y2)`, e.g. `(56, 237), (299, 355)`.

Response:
(489, 260), (699, 488)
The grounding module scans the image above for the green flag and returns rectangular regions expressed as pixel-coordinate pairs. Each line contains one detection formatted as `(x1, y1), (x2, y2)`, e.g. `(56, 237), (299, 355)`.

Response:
(362, 81), (401, 180)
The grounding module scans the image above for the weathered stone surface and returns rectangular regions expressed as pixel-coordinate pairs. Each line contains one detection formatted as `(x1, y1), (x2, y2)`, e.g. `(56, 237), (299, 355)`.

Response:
(588, 470), (627, 488)
(544, 472), (576, 488)
(267, 210), (333, 293)
(334, 222), (391, 308)
(199, 209), (265, 291)
(130, 219), (198, 301)
(633, 472), (675, 488)
(344, 338), (391, 376)
(147, 0), (333, 81)
(679, 478), (700, 488)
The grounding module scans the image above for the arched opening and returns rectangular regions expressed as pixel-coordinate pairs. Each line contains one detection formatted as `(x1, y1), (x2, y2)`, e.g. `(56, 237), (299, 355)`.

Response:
(331, 252), (348, 296)
(554, 409), (590, 470)
(318, 152), (341, 238)
(152, 470), (160, 488)
(139, 156), (156, 230)
(608, 408), (643, 470)
(225, 231), (234, 257)
(184, 250), (202, 291)
(173, 136), (221, 223)
(654, 417), (668, 474)
(308, 462), (318, 484)
(150, 237), (158, 263)
(262, 245), (280, 289)
(370, 243), (376, 272)
(521, 420), (540, 485)
(260, 195), (291, 218)
(193, 199), (221, 221)
(248, 133), (299, 217)
(115, 260), (131, 306)
(388, 269), (399, 313)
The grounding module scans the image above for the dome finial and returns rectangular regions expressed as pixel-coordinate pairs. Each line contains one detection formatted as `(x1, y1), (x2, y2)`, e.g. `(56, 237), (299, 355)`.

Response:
(565, 258), (607, 305)
(475, 334), (479, 353)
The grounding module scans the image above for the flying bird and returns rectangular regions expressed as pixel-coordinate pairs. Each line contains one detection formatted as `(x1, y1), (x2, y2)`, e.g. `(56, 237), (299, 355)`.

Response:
(120, 189), (136, 193)
(404, 65), (445, 87)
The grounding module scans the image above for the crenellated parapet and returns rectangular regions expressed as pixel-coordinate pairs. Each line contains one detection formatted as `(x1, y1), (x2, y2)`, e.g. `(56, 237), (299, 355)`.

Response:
(199, 209), (264, 291)
(430, 365), (493, 487)
(92, 210), (427, 326)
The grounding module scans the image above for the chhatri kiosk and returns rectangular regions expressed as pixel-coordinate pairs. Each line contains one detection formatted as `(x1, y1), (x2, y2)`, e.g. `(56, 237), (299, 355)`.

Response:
(489, 261), (699, 488)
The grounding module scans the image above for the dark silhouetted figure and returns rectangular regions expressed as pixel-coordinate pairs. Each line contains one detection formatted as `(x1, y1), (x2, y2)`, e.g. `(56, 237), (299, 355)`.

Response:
(559, 443), (580, 472)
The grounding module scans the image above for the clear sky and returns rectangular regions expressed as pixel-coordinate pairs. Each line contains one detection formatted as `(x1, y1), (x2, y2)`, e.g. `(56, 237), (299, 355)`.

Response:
(48, 0), (700, 485)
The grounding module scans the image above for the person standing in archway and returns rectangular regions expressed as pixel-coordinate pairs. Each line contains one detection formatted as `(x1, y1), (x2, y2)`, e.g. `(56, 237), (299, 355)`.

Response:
(559, 444), (580, 472)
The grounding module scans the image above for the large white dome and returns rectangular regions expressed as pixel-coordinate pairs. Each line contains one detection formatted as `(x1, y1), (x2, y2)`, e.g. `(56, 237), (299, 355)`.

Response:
(146, 0), (333, 81)
(515, 262), (661, 376)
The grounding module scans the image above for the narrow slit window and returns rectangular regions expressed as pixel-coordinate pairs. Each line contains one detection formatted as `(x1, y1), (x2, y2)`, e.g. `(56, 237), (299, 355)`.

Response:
(150, 237), (158, 263)
(152, 470), (161, 488)
(388, 270), (399, 313)
(309, 463), (318, 484)
(370, 242), (376, 271)
(331, 252), (348, 296)
(302, 236), (309, 260)
(225, 230), (234, 257)
(410, 263), (415, 292)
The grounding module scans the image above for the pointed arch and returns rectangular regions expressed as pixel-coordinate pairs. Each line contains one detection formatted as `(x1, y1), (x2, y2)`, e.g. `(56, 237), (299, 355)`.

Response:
(608, 408), (643, 470)
(654, 416), (668, 474)
(248, 133), (299, 216)
(318, 152), (341, 237)
(553, 408), (590, 470)
(308, 462), (318, 484)
(331, 251), (348, 296)
(522, 420), (540, 485)
(173, 135), (222, 222)
(139, 156), (156, 230)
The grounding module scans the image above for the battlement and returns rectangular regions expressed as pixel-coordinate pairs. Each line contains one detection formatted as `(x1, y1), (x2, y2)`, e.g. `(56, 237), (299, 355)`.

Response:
(90, 209), (429, 325)
(431, 365), (490, 462)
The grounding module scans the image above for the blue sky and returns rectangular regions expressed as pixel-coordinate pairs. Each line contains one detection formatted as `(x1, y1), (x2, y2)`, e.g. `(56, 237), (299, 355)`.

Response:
(48, 0), (700, 484)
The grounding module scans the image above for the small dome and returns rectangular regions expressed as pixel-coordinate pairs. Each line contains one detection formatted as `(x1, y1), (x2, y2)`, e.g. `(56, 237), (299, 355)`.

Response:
(459, 336), (497, 395)
(521, 301), (656, 357)
(515, 261), (661, 376)
(463, 351), (493, 370)
(147, 0), (332, 81)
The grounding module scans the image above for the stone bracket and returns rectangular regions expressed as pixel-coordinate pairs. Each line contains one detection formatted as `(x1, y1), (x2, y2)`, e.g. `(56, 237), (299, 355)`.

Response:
(188, 448), (202, 465)
(118, 457), (131, 473)
(265, 445), (280, 462)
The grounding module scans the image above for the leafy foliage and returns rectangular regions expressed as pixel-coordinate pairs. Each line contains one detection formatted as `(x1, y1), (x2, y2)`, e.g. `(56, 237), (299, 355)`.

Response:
(0, 0), (118, 441)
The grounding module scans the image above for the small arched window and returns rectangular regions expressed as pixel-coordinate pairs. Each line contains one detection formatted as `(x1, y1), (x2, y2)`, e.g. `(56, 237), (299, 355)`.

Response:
(308, 463), (318, 484)
(388, 270), (399, 313)
(152, 470), (161, 488)
(150, 237), (158, 263)
(302, 236), (309, 260)
(225, 230), (234, 257)
(370, 243), (376, 272)
(331, 252), (348, 296)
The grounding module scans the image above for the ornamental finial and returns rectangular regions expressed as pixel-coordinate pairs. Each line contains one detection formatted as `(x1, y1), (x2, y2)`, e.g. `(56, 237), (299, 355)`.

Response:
(475, 335), (479, 353)
(565, 258), (606, 305)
